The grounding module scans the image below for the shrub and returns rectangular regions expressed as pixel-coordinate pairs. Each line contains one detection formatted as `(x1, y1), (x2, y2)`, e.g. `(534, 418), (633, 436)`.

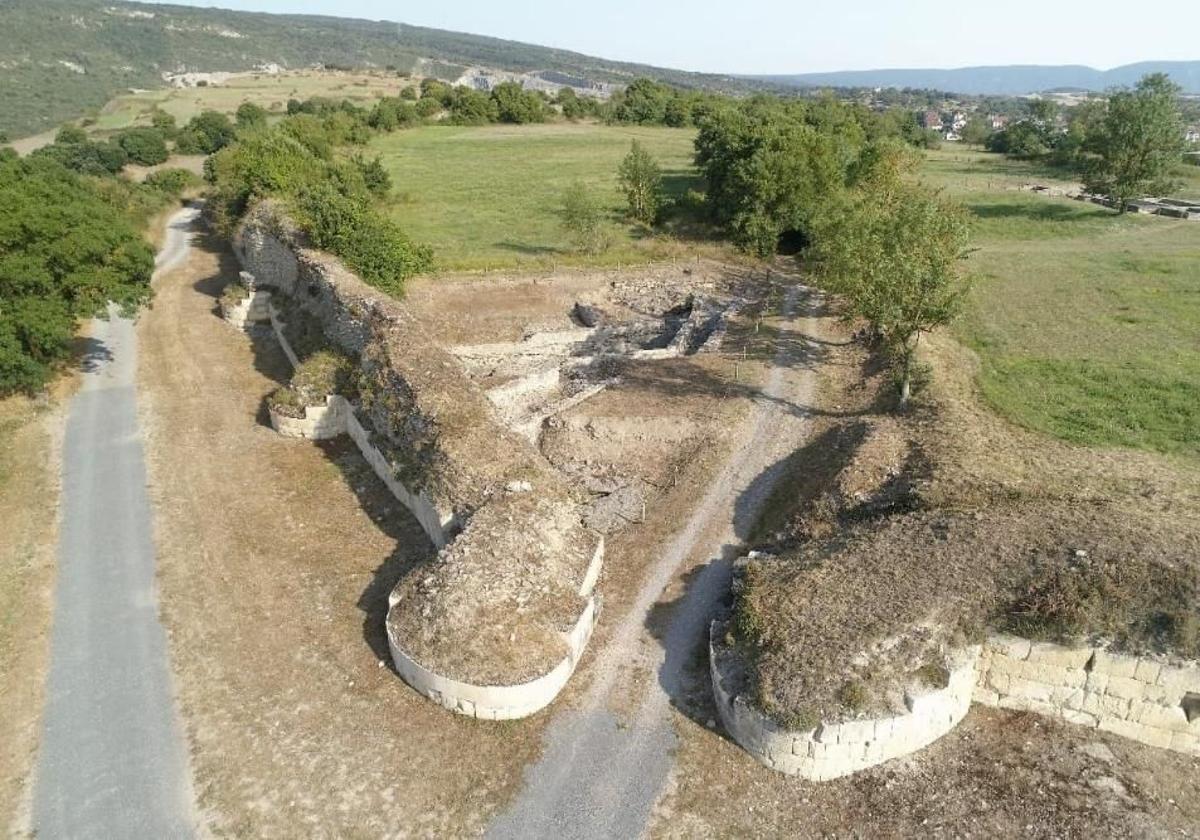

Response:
(491, 82), (547, 124)
(268, 350), (357, 417)
(144, 167), (200, 195)
(295, 182), (432, 295)
(560, 181), (610, 254)
(116, 127), (169, 166)
(617, 140), (663, 225)
(55, 125), (88, 145)
(837, 681), (868, 712)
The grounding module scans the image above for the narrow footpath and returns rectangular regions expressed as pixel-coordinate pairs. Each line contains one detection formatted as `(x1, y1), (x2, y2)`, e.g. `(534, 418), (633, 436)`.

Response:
(31, 208), (201, 839)
(488, 286), (823, 839)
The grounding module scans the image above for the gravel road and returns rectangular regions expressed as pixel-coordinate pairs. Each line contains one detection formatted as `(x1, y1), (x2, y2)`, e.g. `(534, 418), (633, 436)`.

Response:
(488, 285), (821, 839)
(31, 207), (201, 839)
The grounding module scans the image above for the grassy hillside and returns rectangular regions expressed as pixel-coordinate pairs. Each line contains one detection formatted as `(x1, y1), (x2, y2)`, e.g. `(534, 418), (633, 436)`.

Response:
(368, 123), (705, 271)
(0, 0), (768, 138)
(923, 146), (1200, 459)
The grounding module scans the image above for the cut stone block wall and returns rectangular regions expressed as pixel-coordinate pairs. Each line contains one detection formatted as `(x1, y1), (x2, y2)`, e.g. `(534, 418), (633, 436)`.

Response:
(233, 201), (604, 719)
(710, 619), (979, 781)
(268, 394), (350, 441)
(220, 289), (272, 330)
(715, 628), (1200, 779)
(975, 636), (1200, 757)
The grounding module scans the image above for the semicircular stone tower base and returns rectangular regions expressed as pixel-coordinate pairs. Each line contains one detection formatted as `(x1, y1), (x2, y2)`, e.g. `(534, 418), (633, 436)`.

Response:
(234, 200), (604, 720)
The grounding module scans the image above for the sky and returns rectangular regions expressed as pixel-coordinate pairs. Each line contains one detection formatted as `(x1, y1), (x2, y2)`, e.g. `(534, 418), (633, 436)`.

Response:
(143, 0), (1200, 75)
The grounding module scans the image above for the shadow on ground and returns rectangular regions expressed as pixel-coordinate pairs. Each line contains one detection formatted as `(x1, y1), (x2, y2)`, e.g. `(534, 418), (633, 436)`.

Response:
(190, 228), (437, 670)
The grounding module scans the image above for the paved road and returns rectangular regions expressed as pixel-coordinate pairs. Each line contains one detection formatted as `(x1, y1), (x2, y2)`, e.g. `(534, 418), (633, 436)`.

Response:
(489, 286), (821, 839)
(32, 208), (201, 839)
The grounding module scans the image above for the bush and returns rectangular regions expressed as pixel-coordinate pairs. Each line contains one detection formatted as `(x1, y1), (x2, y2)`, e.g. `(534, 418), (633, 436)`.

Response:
(268, 350), (357, 417)
(617, 141), (663, 225)
(116, 127), (169, 166)
(144, 167), (200, 195)
(55, 125), (88, 145)
(491, 82), (547, 124)
(560, 181), (610, 254)
(295, 182), (432, 296)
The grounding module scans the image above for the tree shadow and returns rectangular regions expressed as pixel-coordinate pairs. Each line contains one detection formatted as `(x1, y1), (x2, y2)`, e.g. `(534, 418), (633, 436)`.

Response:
(495, 240), (565, 257)
(73, 336), (114, 373)
(967, 201), (1094, 222)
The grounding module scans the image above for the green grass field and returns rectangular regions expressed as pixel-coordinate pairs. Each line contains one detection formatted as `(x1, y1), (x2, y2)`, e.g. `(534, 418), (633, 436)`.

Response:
(367, 123), (706, 272)
(923, 146), (1200, 459)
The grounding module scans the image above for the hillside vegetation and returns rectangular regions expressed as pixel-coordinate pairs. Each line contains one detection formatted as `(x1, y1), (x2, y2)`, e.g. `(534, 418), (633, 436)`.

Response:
(0, 0), (768, 138)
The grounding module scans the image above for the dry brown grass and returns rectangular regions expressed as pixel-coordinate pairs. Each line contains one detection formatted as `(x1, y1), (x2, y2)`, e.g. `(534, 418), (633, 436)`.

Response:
(0, 393), (62, 833)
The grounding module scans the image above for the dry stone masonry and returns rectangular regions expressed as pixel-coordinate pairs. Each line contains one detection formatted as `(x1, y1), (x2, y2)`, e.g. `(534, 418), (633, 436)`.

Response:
(230, 201), (604, 720)
(714, 624), (1200, 780)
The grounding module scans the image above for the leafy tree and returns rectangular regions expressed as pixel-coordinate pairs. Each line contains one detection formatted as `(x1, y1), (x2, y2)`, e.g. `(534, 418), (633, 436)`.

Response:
(611, 78), (672, 125)
(557, 87), (584, 120)
(32, 138), (127, 175)
(617, 141), (662, 224)
(55, 125), (87, 145)
(987, 120), (1051, 158)
(1082, 74), (1186, 211)
(448, 87), (498, 125)
(813, 175), (972, 405)
(235, 102), (269, 131)
(491, 82), (547, 124)
(560, 181), (609, 254)
(116, 127), (169, 165)
(960, 117), (990, 148)
(179, 110), (236, 154)
(414, 97), (442, 119)
(0, 155), (156, 392)
(150, 109), (177, 138)
(399, 86), (418, 101)
(695, 100), (852, 256)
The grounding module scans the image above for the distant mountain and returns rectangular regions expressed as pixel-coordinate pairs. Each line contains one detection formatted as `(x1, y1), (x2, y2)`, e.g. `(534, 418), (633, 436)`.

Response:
(0, 0), (774, 138)
(756, 62), (1200, 95)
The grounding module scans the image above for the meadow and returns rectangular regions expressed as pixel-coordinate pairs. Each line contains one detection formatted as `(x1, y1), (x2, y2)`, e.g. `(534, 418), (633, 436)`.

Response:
(90, 70), (409, 133)
(367, 123), (706, 271)
(922, 146), (1200, 459)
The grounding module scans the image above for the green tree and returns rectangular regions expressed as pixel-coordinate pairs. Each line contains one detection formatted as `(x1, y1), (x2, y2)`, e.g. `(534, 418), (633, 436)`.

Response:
(1082, 74), (1186, 211)
(150, 109), (177, 138)
(235, 102), (269, 131)
(491, 82), (547, 124)
(353, 154), (392, 197)
(55, 125), (88, 145)
(813, 177), (971, 405)
(560, 181), (609, 254)
(960, 117), (990, 148)
(617, 141), (662, 225)
(116, 128), (169, 165)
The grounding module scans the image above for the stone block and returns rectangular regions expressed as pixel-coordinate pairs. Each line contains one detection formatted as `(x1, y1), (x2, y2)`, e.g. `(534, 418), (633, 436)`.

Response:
(973, 687), (1001, 706)
(985, 670), (1012, 695)
(1157, 664), (1200, 694)
(1133, 659), (1163, 685)
(1133, 701), (1190, 732)
(1008, 677), (1053, 704)
(1170, 732), (1200, 756)
(1098, 717), (1174, 750)
(1081, 691), (1131, 720)
(988, 635), (1032, 661)
(1050, 685), (1085, 709)
(1092, 650), (1140, 679)
(1027, 642), (1093, 670)
(1106, 676), (1146, 701)
(838, 719), (875, 745)
(1060, 709), (1099, 727)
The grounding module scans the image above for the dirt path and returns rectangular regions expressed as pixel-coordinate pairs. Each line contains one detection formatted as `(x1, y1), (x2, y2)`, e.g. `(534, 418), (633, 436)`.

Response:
(488, 285), (825, 839)
(30, 208), (201, 839)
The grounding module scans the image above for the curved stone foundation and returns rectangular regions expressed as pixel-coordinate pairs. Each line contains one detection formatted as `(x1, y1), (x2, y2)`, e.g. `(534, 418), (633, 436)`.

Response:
(386, 596), (599, 720)
(268, 395), (349, 440)
(714, 626), (1200, 779)
(710, 620), (979, 780)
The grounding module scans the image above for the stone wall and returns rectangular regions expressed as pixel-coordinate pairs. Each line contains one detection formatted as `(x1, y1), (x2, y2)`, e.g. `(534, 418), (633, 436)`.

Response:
(710, 619), (980, 781)
(975, 635), (1200, 756)
(268, 394), (350, 441)
(231, 200), (604, 718)
(714, 629), (1200, 779)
